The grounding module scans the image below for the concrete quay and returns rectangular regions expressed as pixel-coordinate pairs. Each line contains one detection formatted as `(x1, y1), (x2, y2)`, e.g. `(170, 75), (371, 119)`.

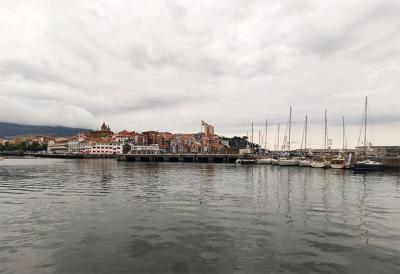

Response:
(117, 153), (240, 163)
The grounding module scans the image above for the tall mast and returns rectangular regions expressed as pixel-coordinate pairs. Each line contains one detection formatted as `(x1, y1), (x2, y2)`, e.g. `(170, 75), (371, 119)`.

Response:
(258, 129), (261, 152)
(251, 122), (254, 154)
(305, 115), (308, 151)
(342, 116), (345, 150)
(265, 119), (268, 150)
(364, 96), (368, 156)
(324, 109), (327, 150)
(288, 106), (292, 151)
(277, 123), (280, 152)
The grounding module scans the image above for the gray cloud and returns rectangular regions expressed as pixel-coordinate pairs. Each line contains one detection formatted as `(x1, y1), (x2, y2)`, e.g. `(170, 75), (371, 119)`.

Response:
(0, 0), (399, 146)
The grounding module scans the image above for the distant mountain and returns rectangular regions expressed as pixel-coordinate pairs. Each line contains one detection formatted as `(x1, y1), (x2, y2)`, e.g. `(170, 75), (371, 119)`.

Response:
(0, 122), (92, 138)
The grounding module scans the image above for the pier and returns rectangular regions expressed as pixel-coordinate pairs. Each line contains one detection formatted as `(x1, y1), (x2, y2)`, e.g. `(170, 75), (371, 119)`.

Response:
(117, 153), (240, 163)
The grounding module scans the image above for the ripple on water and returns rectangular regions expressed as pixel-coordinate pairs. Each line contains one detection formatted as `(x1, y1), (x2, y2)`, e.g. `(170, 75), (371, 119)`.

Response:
(0, 159), (399, 274)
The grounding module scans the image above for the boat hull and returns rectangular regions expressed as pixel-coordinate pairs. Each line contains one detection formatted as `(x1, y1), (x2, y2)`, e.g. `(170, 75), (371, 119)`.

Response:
(353, 163), (384, 171)
(236, 159), (256, 164)
(331, 164), (345, 169)
(256, 159), (271, 164)
(279, 159), (299, 166)
(271, 159), (279, 165)
(299, 160), (311, 167)
(311, 161), (330, 168)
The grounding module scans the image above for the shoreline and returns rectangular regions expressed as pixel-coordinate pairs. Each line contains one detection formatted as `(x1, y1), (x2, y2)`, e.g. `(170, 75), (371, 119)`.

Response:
(2, 152), (400, 170)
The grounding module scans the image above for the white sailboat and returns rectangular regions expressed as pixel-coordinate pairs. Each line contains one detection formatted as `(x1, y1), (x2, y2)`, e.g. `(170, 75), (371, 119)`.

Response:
(237, 122), (256, 164)
(311, 158), (330, 168)
(331, 158), (345, 169)
(278, 106), (300, 166)
(257, 119), (273, 164)
(331, 116), (347, 169)
(298, 115), (311, 167)
(311, 110), (331, 168)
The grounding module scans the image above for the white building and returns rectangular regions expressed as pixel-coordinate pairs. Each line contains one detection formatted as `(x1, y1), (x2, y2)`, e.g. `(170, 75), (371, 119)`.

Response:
(85, 142), (123, 155)
(47, 138), (68, 154)
(128, 144), (160, 154)
(68, 134), (87, 152)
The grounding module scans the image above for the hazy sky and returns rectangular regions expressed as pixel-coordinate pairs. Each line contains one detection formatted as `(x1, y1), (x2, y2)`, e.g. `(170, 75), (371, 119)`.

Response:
(0, 0), (399, 148)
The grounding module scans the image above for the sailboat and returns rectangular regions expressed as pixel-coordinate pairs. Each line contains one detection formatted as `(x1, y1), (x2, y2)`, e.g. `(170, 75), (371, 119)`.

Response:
(257, 119), (273, 164)
(237, 122), (256, 164)
(353, 97), (384, 171)
(270, 123), (280, 165)
(299, 115), (311, 167)
(311, 110), (330, 168)
(279, 106), (300, 166)
(331, 116), (347, 169)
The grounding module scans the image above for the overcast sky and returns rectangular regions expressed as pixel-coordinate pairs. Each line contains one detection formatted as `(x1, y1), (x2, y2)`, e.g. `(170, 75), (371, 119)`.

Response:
(0, 0), (399, 148)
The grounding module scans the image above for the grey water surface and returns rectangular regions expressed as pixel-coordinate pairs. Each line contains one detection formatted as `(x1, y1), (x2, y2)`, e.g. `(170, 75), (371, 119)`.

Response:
(0, 157), (399, 273)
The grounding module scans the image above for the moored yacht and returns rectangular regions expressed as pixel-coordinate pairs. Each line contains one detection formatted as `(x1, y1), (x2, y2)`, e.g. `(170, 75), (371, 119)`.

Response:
(271, 158), (279, 165)
(353, 159), (384, 171)
(311, 157), (330, 168)
(298, 159), (311, 167)
(331, 158), (345, 169)
(353, 97), (384, 171)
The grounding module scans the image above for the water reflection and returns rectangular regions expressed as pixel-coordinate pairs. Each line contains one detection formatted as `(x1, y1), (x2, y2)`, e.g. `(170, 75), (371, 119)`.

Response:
(0, 159), (399, 274)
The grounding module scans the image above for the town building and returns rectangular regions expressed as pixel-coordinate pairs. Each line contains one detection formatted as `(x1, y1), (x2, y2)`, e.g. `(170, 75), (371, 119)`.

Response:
(128, 144), (160, 154)
(47, 138), (69, 153)
(142, 131), (159, 145)
(114, 130), (132, 144)
(201, 120), (214, 135)
(80, 138), (123, 155)
(67, 133), (87, 152)
(90, 122), (113, 138)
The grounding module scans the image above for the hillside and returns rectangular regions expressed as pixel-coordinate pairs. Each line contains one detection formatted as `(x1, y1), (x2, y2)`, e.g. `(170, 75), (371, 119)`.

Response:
(0, 122), (91, 138)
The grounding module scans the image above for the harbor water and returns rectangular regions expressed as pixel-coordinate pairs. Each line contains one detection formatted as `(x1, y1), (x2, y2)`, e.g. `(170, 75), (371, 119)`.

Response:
(0, 157), (399, 273)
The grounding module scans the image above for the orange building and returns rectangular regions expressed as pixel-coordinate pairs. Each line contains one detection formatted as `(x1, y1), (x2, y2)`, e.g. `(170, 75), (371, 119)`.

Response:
(201, 120), (214, 135)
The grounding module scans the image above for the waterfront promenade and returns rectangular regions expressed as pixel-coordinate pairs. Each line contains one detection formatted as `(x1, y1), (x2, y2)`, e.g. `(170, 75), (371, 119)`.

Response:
(20, 152), (400, 169)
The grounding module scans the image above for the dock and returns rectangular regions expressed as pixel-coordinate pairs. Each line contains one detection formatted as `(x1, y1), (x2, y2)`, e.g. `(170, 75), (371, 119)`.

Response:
(117, 153), (240, 163)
